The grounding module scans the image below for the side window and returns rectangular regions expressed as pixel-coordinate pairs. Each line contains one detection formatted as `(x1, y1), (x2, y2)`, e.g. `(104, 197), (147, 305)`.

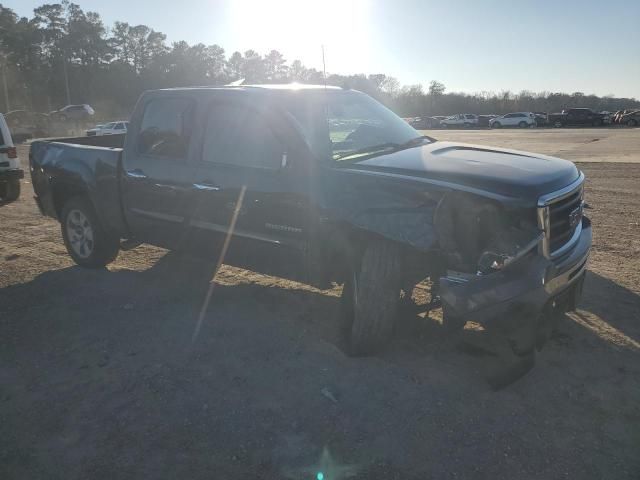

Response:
(504, 113), (514, 118)
(202, 103), (282, 169)
(138, 97), (193, 158)
(114, 123), (125, 130)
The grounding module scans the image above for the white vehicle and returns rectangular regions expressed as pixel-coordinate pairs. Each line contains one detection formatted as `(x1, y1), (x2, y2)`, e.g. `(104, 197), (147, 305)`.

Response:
(0, 113), (23, 202)
(86, 121), (128, 136)
(490, 112), (537, 128)
(440, 113), (478, 128)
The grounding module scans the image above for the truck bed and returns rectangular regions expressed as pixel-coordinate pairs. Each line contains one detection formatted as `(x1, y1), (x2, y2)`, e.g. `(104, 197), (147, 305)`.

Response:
(29, 133), (128, 236)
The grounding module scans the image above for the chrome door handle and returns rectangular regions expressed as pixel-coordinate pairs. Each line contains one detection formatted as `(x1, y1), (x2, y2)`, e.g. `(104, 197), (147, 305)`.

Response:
(126, 169), (147, 179)
(193, 183), (221, 192)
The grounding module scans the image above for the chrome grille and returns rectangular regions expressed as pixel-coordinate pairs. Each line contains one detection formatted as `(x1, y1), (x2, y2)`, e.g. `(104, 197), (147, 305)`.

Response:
(537, 173), (585, 259)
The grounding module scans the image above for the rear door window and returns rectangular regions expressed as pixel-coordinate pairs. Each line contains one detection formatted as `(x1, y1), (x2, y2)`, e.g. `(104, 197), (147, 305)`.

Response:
(202, 102), (282, 169)
(138, 97), (194, 158)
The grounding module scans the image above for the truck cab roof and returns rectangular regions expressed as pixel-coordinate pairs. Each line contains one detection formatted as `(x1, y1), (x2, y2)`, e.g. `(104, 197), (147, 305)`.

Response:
(154, 83), (343, 94)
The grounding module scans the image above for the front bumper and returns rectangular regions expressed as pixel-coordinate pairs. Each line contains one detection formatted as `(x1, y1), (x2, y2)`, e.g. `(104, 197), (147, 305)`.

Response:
(0, 168), (24, 182)
(439, 217), (592, 346)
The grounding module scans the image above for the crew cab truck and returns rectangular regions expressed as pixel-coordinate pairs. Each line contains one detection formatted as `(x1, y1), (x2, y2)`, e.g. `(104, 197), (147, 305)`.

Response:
(30, 85), (591, 367)
(548, 108), (608, 127)
(0, 113), (23, 202)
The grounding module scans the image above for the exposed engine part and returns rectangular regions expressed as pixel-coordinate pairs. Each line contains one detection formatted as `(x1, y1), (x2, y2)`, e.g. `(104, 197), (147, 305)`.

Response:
(434, 191), (540, 273)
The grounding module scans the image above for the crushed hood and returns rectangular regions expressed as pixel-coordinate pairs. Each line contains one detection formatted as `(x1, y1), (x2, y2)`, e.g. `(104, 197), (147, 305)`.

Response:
(347, 141), (580, 201)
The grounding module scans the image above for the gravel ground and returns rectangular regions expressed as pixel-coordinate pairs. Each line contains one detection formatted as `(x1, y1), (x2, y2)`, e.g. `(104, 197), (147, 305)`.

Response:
(1, 143), (639, 479)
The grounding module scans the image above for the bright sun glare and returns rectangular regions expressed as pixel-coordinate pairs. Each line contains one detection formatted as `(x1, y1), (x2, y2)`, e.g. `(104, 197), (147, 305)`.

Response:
(228, 0), (371, 74)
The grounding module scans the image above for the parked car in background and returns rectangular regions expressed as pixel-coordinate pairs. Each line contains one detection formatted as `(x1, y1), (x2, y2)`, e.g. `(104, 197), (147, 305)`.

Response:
(547, 108), (608, 127)
(440, 114), (478, 128)
(477, 115), (498, 127)
(409, 116), (441, 129)
(611, 110), (631, 124)
(86, 121), (128, 136)
(50, 104), (95, 121)
(533, 112), (548, 127)
(490, 112), (536, 128)
(0, 113), (23, 202)
(86, 124), (105, 136)
(620, 110), (640, 127)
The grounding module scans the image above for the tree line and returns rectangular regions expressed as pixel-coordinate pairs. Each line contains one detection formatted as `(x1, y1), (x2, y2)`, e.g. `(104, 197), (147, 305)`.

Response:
(1, 2), (638, 119)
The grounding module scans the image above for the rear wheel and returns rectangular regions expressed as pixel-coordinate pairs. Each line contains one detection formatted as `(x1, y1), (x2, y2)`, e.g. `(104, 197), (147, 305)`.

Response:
(342, 240), (402, 356)
(554, 121), (563, 128)
(518, 121), (528, 128)
(492, 122), (502, 129)
(0, 178), (20, 202)
(61, 197), (120, 268)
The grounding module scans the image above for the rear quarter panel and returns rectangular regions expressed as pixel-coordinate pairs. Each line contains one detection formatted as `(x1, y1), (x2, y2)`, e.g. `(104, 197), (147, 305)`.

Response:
(30, 140), (127, 236)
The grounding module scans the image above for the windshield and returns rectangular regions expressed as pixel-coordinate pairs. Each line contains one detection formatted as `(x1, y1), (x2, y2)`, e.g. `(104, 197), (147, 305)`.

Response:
(283, 90), (420, 162)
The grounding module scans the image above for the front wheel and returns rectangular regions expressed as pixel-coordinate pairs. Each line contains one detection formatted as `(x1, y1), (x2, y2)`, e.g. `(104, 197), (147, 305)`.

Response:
(342, 240), (402, 356)
(492, 122), (501, 129)
(518, 121), (528, 128)
(0, 178), (20, 202)
(61, 197), (120, 268)
(554, 121), (563, 128)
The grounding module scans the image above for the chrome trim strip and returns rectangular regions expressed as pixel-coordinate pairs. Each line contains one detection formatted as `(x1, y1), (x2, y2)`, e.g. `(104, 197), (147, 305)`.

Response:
(189, 219), (282, 245)
(537, 172), (585, 207)
(130, 208), (183, 223)
(193, 183), (221, 192)
(537, 172), (585, 258)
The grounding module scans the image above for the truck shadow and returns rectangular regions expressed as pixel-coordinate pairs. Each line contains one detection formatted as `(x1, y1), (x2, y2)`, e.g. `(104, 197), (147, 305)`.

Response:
(1, 252), (638, 391)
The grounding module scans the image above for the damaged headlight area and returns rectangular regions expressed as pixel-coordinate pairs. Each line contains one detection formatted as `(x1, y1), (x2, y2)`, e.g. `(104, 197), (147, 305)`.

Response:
(434, 191), (542, 275)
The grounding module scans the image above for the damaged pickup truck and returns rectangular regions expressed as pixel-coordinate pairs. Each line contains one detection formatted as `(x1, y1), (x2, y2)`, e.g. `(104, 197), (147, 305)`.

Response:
(29, 85), (591, 364)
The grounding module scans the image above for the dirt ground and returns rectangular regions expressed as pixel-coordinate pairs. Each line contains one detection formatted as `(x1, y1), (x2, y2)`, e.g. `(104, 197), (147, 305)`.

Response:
(1, 139), (639, 479)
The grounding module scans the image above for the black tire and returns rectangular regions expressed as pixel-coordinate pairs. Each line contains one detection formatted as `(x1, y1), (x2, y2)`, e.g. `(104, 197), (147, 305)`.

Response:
(518, 121), (528, 128)
(553, 121), (563, 128)
(1, 178), (20, 202)
(342, 240), (402, 356)
(60, 196), (120, 268)
(492, 122), (501, 129)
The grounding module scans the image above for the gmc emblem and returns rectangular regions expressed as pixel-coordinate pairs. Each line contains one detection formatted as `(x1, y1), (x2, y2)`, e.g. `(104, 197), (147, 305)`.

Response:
(569, 204), (583, 228)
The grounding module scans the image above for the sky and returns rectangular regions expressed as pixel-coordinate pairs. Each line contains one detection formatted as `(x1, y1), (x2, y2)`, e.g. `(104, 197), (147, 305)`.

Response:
(7, 0), (640, 98)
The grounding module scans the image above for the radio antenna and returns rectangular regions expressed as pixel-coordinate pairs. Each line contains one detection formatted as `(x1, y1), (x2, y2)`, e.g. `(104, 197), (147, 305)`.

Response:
(321, 45), (327, 88)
